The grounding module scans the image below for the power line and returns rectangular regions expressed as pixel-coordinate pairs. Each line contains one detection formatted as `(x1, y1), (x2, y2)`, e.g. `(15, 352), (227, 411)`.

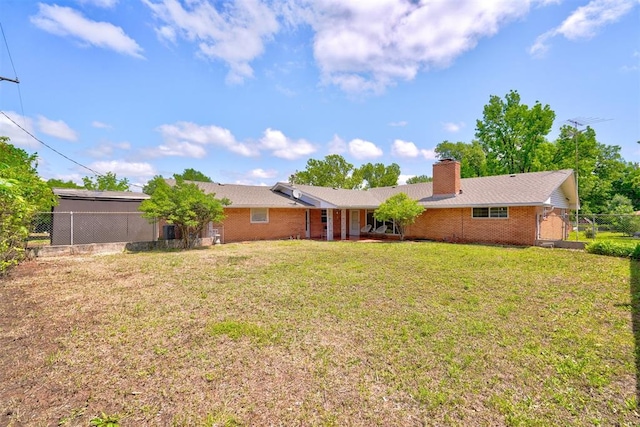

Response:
(1, 110), (105, 176)
(0, 21), (18, 81)
(0, 20), (28, 133)
(1, 111), (145, 190)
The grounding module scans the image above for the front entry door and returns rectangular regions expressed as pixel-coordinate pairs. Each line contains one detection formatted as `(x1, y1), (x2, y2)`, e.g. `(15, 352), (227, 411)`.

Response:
(349, 210), (360, 236)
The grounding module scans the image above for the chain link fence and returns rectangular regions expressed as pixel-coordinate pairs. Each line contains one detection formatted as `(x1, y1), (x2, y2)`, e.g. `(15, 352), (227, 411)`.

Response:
(27, 212), (226, 248)
(565, 213), (640, 241)
(28, 212), (157, 247)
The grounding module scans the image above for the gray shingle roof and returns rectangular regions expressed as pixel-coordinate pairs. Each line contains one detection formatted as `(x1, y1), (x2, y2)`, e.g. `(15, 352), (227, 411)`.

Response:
(171, 180), (309, 208)
(369, 169), (576, 208)
(176, 169), (576, 210)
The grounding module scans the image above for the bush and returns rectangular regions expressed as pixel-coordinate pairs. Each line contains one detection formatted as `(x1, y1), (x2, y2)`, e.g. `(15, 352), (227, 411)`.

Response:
(585, 240), (640, 259)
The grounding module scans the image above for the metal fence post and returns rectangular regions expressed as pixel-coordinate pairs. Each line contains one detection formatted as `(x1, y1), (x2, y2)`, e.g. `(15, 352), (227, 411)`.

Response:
(70, 211), (74, 246)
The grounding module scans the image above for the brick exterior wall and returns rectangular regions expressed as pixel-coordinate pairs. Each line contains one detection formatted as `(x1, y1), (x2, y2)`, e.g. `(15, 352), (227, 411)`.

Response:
(218, 208), (307, 242)
(433, 159), (461, 196)
(406, 206), (538, 246)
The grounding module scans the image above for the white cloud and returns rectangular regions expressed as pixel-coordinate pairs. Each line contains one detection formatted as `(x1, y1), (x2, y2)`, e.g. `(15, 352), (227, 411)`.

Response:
(0, 111), (38, 149)
(77, 0), (119, 8)
(152, 121), (257, 158)
(30, 4), (144, 58)
(92, 121), (113, 129)
(37, 115), (78, 141)
(86, 141), (130, 157)
(389, 121), (408, 127)
(307, 1), (532, 93)
(89, 159), (156, 177)
(442, 121), (465, 133)
(348, 138), (382, 160)
(143, 0), (279, 84)
(327, 134), (346, 154)
(530, 0), (636, 57)
(249, 168), (278, 179)
(391, 139), (436, 160)
(259, 128), (316, 160)
(398, 174), (413, 185)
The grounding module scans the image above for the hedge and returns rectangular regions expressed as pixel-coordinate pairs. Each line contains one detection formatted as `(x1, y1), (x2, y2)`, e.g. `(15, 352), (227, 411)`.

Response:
(585, 240), (640, 260)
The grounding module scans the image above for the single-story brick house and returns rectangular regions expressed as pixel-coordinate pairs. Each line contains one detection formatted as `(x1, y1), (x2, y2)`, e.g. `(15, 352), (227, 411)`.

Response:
(177, 160), (577, 247)
(51, 189), (154, 245)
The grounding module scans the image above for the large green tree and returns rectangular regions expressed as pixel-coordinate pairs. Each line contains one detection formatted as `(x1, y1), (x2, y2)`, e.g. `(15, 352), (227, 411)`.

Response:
(434, 140), (487, 178)
(290, 155), (362, 189)
(139, 176), (229, 248)
(406, 175), (432, 184)
(0, 137), (56, 274)
(46, 178), (83, 189)
(476, 90), (555, 175)
(374, 193), (425, 241)
(176, 168), (212, 182)
(291, 155), (403, 189)
(83, 172), (130, 191)
(356, 162), (401, 188)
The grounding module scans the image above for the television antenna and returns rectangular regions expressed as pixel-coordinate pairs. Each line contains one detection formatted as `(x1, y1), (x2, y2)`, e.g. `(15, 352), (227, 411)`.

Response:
(564, 116), (611, 240)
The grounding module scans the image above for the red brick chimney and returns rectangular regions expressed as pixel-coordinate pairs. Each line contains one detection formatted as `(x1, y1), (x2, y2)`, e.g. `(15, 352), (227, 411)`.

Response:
(432, 159), (461, 196)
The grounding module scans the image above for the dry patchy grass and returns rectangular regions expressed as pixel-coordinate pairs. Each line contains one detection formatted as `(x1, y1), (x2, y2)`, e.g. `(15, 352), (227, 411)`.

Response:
(0, 240), (638, 426)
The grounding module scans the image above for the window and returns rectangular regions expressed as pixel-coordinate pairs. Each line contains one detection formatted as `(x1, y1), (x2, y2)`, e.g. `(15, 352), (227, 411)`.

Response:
(250, 208), (269, 223)
(321, 209), (327, 223)
(366, 210), (398, 234)
(472, 207), (508, 218)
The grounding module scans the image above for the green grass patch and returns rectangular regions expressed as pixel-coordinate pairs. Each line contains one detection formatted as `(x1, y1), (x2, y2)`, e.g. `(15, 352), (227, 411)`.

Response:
(1, 240), (637, 426)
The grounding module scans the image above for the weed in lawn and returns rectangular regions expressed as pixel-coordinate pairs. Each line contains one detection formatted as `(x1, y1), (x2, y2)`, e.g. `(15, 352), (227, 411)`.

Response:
(90, 412), (121, 427)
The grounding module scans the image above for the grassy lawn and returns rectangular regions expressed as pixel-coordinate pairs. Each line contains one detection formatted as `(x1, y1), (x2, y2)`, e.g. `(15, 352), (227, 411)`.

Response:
(568, 230), (640, 243)
(0, 240), (638, 426)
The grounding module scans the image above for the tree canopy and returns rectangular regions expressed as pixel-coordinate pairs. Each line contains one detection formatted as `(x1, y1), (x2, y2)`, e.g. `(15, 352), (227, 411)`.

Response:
(46, 178), (83, 189)
(176, 168), (212, 182)
(406, 175), (432, 184)
(83, 172), (130, 191)
(374, 193), (424, 241)
(139, 176), (229, 248)
(475, 90), (555, 175)
(0, 137), (56, 274)
(434, 140), (487, 178)
(290, 155), (400, 189)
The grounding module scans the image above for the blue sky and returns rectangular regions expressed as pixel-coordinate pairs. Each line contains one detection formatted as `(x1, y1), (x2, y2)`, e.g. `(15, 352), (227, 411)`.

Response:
(0, 0), (638, 190)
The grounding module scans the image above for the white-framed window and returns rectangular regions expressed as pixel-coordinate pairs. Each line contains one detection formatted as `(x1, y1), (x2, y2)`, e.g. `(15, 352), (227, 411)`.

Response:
(250, 208), (269, 223)
(472, 207), (508, 218)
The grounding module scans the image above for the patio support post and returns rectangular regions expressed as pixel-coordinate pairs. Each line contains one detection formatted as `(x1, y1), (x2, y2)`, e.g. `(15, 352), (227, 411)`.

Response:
(327, 209), (333, 241)
(341, 209), (347, 240)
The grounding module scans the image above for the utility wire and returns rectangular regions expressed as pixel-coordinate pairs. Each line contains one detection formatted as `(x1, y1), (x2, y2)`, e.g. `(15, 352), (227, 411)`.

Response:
(1, 111), (105, 177)
(1, 111), (145, 190)
(0, 21), (18, 80)
(0, 20), (28, 131)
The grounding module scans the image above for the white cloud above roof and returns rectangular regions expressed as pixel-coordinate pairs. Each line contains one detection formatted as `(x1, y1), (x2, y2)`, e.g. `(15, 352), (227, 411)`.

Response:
(0, 111), (38, 149)
(89, 159), (156, 177)
(37, 115), (78, 141)
(144, 0), (279, 84)
(306, 0), (532, 93)
(530, 0), (636, 57)
(348, 138), (382, 160)
(259, 128), (316, 160)
(30, 4), (144, 58)
(391, 139), (435, 160)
